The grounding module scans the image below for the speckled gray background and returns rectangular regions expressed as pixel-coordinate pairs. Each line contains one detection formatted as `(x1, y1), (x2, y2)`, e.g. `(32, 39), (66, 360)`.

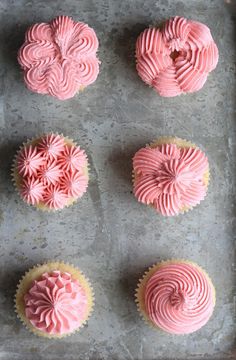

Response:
(0, 0), (235, 359)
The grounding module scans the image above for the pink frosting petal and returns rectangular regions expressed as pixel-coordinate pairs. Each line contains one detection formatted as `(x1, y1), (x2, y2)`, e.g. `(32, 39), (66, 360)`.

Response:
(187, 20), (214, 50)
(179, 147), (209, 175)
(46, 61), (78, 100)
(24, 271), (88, 335)
(181, 180), (207, 208)
(18, 16), (100, 100)
(18, 41), (57, 70)
(75, 56), (100, 86)
(152, 65), (183, 97)
(145, 262), (215, 334)
(24, 66), (49, 94)
(133, 147), (168, 175)
(175, 56), (208, 93)
(67, 22), (99, 57)
(134, 175), (162, 204)
(136, 16), (218, 97)
(24, 23), (54, 43)
(136, 28), (169, 57)
(162, 16), (190, 51)
(136, 52), (172, 86)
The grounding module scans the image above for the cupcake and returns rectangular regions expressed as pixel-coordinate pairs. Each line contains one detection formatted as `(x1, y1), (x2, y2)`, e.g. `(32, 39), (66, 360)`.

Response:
(15, 261), (94, 338)
(135, 260), (215, 334)
(136, 16), (218, 97)
(18, 15), (100, 100)
(12, 133), (89, 211)
(133, 137), (209, 216)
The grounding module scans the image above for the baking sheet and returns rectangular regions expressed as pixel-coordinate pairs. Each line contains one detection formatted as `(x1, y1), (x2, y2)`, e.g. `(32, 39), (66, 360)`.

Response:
(0, 0), (235, 359)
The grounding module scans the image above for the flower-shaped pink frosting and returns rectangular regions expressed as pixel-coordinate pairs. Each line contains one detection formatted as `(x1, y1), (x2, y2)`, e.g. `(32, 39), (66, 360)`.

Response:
(37, 134), (65, 159)
(57, 145), (87, 171)
(20, 177), (45, 205)
(43, 184), (68, 210)
(37, 160), (62, 185)
(144, 262), (215, 334)
(17, 145), (45, 177)
(133, 143), (209, 216)
(18, 15), (100, 100)
(15, 134), (88, 210)
(24, 271), (88, 335)
(136, 16), (219, 97)
(60, 172), (88, 197)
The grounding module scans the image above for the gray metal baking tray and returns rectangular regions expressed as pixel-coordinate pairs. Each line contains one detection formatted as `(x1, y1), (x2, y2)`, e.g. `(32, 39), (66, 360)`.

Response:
(0, 0), (235, 359)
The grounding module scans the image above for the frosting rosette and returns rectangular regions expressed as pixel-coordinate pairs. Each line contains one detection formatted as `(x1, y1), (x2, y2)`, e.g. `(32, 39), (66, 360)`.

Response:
(15, 262), (94, 338)
(136, 16), (218, 97)
(133, 137), (209, 216)
(18, 15), (100, 100)
(136, 260), (215, 335)
(12, 133), (89, 211)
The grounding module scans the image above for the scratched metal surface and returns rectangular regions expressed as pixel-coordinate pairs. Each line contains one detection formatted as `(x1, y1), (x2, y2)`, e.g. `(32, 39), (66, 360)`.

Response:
(0, 0), (235, 359)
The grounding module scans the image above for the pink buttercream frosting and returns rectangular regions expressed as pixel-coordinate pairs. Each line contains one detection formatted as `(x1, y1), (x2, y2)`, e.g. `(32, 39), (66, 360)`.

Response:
(136, 16), (219, 97)
(57, 145), (87, 171)
(60, 172), (88, 198)
(144, 262), (215, 334)
(24, 271), (88, 335)
(17, 145), (45, 177)
(15, 134), (88, 210)
(37, 133), (65, 159)
(20, 177), (45, 205)
(133, 142), (209, 216)
(18, 15), (100, 100)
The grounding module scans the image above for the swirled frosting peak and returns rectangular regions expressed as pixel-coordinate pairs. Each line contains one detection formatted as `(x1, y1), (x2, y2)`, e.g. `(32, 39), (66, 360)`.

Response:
(144, 261), (215, 334)
(133, 142), (209, 216)
(15, 133), (88, 210)
(18, 15), (100, 100)
(136, 16), (218, 97)
(24, 271), (88, 335)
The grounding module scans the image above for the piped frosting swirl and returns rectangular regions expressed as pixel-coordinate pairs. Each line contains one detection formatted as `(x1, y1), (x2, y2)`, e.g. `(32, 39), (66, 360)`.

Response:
(136, 16), (218, 97)
(143, 261), (215, 334)
(24, 271), (88, 335)
(18, 15), (100, 100)
(133, 140), (209, 216)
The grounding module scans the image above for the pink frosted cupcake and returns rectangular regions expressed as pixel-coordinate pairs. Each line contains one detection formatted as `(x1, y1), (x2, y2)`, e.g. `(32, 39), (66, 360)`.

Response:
(133, 137), (209, 216)
(15, 261), (94, 338)
(18, 15), (100, 100)
(12, 133), (89, 211)
(136, 16), (218, 97)
(136, 260), (215, 334)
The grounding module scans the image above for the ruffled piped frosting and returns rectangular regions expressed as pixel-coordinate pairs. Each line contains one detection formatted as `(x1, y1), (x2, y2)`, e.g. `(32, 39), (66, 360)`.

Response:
(14, 134), (88, 210)
(18, 15), (100, 100)
(24, 271), (88, 335)
(133, 141), (209, 216)
(136, 16), (218, 97)
(144, 261), (215, 334)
